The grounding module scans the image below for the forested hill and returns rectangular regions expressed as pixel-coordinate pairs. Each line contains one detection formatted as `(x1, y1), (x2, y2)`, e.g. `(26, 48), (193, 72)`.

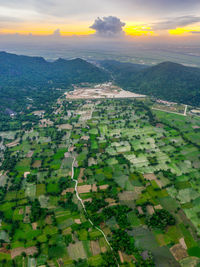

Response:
(0, 52), (110, 116)
(99, 60), (200, 106)
(0, 52), (109, 87)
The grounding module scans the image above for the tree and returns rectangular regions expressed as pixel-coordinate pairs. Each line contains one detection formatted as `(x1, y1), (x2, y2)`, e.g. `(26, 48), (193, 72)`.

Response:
(147, 209), (175, 230)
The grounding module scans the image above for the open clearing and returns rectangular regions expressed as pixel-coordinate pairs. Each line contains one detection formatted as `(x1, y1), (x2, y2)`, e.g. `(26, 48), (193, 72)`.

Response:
(65, 82), (145, 99)
(90, 241), (101, 256)
(11, 247), (37, 259)
(170, 244), (188, 261)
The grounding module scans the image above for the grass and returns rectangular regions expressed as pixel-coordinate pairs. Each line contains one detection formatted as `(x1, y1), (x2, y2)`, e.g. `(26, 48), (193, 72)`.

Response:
(113, 174), (129, 189)
(155, 233), (169, 246)
(62, 157), (74, 169)
(77, 151), (88, 165)
(177, 188), (199, 203)
(91, 140), (98, 150)
(159, 196), (179, 212)
(99, 125), (107, 135)
(37, 234), (48, 243)
(46, 183), (60, 194)
(89, 229), (103, 240)
(50, 159), (62, 170)
(129, 227), (159, 251)
(166, 225), (182, 243)
(74, 168), (80, 180)
(4, 191), (17, 201)
(36, 184), (45, 196)
(152, 246), (178, 267)
(78, 229), (88, 241)
(179, 223), (197, 249)
(87, 254), (103, 266)
(48, 244), (67, 259)
(13, 207), (24, 221)
(43, 225), (58, 236)
(39, 195), (49, 208)
(0, 252), (11, 261)
(15, 158), (31, 173)
(89, 128), (98, 135)
(53, 148), (67, 159)
(58, 218), (74, 230)
(180, 257), (200, 267)
(127, 211), (141, 227)
(82, 240), (92, 257)
(25, 183), (36, 198)
(13, 225), (41, 241)
(188, 247), (200, 258)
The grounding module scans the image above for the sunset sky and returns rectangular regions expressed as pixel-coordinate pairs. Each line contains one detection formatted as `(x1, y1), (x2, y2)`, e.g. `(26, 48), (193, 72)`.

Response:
(0, 0), (200, 39)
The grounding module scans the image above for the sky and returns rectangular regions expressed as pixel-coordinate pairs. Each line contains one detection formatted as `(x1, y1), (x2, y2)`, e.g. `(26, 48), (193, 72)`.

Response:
(0, 0), (200, 41)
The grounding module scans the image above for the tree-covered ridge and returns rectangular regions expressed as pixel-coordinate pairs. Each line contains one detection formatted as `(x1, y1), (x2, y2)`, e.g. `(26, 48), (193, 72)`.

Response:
(99, 60), (200, 106)
(0, 51), (110, 120)
(0, 52), (109, 87)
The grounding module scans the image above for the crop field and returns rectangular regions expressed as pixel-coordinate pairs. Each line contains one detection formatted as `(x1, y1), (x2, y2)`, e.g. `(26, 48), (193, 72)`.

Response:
(0, 96), (200, 266)
(152, 101), (186, 115)
(67, 242), (87, 260)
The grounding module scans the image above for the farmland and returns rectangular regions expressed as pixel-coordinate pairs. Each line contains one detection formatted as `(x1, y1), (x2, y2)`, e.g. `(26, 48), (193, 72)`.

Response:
(0, 92), (200, 266)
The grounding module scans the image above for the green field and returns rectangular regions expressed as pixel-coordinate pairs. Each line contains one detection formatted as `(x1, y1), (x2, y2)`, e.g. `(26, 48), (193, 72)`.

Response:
(0, 97), (200, 266)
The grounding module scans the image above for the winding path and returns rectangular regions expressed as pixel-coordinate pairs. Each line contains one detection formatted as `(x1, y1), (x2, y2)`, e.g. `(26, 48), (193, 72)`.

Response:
(71, 157), (119, 266)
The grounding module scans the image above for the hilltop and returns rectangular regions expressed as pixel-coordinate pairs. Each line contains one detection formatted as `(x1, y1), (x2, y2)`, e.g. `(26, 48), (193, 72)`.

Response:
(99, 60), (200, 106)
(0, 52), (109, 117)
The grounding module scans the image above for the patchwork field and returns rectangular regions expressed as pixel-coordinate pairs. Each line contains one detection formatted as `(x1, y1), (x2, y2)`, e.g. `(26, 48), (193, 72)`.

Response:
(0, 95), (200, 266)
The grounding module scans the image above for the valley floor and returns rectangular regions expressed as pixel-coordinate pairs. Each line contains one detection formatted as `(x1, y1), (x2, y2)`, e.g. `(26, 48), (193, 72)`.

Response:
(0, 96), (200, 266)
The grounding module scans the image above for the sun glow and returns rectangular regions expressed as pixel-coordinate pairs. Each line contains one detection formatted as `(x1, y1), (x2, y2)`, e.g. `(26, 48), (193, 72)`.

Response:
(124, 24), (155, 36)
(0, 23), (96, 36)
(1, 22), (200, 38)
(169, 26), (200, 35)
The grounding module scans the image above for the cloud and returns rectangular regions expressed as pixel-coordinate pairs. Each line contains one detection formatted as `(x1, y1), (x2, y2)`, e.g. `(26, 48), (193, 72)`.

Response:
(190, 31), (200, 34)
(152, 16), (200, 30)
(0, 0), (107, 19)
(0, 0), (200, 26)
(113, 0), (200, 13)
(52, 28), (61, 36)
(90, 16), (125, 37)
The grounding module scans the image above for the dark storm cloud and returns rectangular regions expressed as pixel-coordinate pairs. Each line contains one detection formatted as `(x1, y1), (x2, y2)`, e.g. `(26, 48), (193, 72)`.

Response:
(153, 16), (200, 30)
(90, 16), (125, 37)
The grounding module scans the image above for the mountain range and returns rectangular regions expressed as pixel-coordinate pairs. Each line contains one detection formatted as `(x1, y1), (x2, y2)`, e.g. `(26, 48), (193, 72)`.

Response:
(99, 60), (200, 106)
(0, 52), (200, 114)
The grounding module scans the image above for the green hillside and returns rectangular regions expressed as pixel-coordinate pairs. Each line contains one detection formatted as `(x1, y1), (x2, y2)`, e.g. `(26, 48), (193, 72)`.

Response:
(0, 52), (109, 115)
(100, 60), (200, 106)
